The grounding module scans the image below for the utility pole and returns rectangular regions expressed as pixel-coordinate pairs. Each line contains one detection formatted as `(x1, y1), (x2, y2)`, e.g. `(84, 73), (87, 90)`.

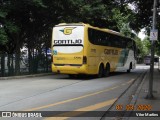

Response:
(146, 0), (158, 99)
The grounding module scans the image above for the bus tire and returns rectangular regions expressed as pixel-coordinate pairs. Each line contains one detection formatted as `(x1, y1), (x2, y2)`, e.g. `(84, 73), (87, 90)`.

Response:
(127, 63), (132, 73)
(97, 64), (104, 78)
(104, 64), (110, 77)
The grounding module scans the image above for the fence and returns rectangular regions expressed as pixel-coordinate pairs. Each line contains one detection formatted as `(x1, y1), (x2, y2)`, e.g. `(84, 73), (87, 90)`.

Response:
(0, 53), (51, 77)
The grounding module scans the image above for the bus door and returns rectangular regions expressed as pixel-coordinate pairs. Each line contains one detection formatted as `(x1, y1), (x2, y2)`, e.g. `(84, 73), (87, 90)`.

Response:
(52, 26), (84, 66)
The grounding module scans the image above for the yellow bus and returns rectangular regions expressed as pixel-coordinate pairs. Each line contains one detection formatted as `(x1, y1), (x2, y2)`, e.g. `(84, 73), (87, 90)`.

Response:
(51, 23), (136, 77)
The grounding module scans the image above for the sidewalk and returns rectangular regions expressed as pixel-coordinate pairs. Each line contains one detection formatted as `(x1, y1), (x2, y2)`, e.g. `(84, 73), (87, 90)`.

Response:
(0, 73), (53, 80)
(128, 66), (160, 120)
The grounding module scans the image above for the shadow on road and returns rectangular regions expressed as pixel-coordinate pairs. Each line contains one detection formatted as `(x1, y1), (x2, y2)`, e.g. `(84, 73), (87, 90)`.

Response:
(55, 71), (128, 80)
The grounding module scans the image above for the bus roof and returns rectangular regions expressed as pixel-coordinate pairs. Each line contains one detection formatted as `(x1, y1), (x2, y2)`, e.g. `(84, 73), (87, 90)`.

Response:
(55, 23), (86, 27)
(55, 23), (134, 41)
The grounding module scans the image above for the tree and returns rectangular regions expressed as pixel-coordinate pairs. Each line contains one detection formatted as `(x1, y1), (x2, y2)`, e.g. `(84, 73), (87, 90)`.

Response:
(1, 0), (159, 76)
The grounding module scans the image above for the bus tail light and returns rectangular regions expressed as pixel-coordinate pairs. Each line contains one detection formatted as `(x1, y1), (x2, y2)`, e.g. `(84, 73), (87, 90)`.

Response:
(83, 56), (87, 64)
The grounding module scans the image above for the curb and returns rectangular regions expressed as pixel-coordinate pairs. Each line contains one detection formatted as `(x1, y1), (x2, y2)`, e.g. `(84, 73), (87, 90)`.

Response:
(130, 71), (148, 104)
(122, 70), (149, 120)
(0, 73), (55, 80)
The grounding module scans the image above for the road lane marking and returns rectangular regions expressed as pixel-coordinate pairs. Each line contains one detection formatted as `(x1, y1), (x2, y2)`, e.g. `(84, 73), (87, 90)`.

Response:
(44, 98), (117, 120)
(25, 86), (119, 111)
(110, 86), (119, 90)
(25, 79), (134, 111)
(126, 79), (134, 84)
(121, 79), (134, 86)
(122, 83), (127, 85)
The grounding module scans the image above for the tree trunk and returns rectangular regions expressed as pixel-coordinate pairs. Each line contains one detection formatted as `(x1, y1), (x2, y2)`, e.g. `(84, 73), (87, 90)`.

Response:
(28, 47), (33, 74)
(11, 54), (14, 75)
(0, 52), (5, 77)
(32, 49), (37, 73)
(45, 47), (48, 72)
(7, 54), (11, 76)
(15, 47), (20, 75)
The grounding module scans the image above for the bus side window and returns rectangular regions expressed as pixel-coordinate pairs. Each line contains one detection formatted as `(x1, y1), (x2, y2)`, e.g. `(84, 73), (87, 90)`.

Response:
(88, 28), (96, 44)
(122, 38), (127, 48)
(101, 32), (106, 45)
(93, 29), (97, 44)
(109, 34), (115, 47)
(97, 31), (102, 44)
(104, 33), (110, 46)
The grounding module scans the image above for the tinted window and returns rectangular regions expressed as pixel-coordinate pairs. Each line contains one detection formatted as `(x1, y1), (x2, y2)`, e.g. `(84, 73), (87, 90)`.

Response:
(88, 28), (134, 49)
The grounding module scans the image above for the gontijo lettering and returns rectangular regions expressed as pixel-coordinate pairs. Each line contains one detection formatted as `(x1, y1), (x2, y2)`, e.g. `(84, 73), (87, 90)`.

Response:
(54, 39), (82, 45)
(104, 49), (118, 55)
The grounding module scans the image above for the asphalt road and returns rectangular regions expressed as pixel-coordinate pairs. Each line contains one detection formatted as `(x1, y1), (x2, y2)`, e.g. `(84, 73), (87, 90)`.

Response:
(0, 64), (149, 120)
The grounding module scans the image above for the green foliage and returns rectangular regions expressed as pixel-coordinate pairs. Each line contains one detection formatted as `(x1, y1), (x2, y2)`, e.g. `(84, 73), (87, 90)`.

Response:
(0, 27), (8, 45)
(32, 0), (47, 8)
(142, 37), (151, 51)
(119, 23), (132, 37)
(0, 0), (158, 54)
(133, 0), (153, 30)
(142, 39), (150, 56)
(112, 7), (134, 29)
(156, 41), (160, 56)
(135, 37), (144, 56)
(135, 36), (151, 58)
(1, 0), (160, 76)
(0, 10), (8, 18)
(5, 21), (20, 34)
(0, 6), (8, 45)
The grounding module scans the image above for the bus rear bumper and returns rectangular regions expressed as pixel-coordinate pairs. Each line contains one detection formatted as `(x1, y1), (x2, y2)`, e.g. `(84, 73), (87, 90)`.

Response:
(51, 64), (88, 74)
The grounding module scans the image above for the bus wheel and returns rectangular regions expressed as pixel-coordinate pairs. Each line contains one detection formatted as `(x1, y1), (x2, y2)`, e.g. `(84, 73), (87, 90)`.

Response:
(127, 63), (132, 73)
(104, 64), (110, 77)
(97, 64), (104, 78)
